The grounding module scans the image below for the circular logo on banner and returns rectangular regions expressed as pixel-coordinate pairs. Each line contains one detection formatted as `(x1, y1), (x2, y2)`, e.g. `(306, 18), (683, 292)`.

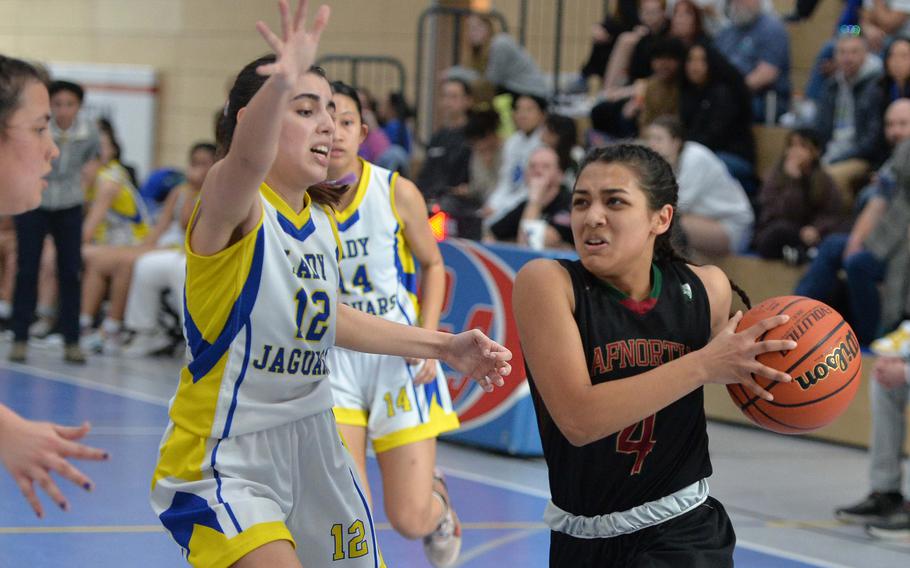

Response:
(437, 240), (529, 431)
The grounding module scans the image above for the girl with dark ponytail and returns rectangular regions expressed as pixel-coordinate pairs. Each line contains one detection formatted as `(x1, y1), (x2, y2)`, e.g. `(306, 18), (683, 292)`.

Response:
(514, 143), (795, 566)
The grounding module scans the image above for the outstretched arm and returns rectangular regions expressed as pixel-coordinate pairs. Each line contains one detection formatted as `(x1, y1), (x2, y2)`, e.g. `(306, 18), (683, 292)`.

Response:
(336, 303), (510, 392)
(190, 0), (330, 256)
(0, 404), (108, 518)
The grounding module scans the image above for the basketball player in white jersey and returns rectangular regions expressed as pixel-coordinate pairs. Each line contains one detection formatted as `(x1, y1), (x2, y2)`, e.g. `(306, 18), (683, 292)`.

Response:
(0, 53), (108, 518)
(148, 3), (511, 567)
(326, 82), (461, 567)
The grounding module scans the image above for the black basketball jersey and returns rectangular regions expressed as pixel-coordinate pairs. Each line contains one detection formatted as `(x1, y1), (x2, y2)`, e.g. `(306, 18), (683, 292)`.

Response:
(528, 259), (714, 517)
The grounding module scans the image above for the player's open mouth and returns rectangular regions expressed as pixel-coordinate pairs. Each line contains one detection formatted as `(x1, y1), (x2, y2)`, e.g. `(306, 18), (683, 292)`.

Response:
(311, 145), (329, 156)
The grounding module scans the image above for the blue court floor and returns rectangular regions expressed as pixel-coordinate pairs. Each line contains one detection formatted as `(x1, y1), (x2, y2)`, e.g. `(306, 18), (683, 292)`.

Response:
(0, 347), (908, 567)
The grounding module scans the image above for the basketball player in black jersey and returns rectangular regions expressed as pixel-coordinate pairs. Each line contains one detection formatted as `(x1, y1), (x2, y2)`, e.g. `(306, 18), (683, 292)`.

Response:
(513, 144), (797, 567)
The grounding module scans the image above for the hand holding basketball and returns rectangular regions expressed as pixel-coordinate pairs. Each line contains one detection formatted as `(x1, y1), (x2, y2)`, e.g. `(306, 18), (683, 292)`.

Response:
(699, 311), (796, 401)
(255, 0), (330, 83)
(726, 296), (862, 434)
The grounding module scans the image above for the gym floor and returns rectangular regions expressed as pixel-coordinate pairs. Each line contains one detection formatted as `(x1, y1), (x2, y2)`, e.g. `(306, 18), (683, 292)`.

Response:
(0, 342), (908, 567)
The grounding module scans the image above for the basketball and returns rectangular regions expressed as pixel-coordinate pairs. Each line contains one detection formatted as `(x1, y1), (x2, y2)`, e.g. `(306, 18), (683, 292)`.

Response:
(726, 296), (862, 435)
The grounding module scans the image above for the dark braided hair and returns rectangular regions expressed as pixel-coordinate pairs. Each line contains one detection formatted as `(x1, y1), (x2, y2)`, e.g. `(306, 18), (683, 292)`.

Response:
(576, 143), (752, 310)
(216, 55), (338, 207)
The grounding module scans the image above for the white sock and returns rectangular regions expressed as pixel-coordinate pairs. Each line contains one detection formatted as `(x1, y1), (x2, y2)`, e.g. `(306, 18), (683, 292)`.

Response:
(79, 313), (93, 329)
(101, 318), (122, 336)
(0, 300), (10, 319)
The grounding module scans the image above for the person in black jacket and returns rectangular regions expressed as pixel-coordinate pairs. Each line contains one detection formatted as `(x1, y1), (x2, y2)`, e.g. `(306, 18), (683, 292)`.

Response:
(679, 40), (757, 193)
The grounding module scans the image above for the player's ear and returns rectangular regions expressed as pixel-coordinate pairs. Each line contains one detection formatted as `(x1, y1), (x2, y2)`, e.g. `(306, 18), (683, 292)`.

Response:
(652, 204), (673, 236)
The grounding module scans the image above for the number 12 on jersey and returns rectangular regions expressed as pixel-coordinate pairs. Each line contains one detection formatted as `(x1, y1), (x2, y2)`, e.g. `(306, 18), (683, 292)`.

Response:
(294, 288), (331, 341)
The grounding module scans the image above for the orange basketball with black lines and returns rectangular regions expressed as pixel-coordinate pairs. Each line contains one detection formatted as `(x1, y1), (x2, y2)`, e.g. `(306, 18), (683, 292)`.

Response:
(726, 296), (862, 435)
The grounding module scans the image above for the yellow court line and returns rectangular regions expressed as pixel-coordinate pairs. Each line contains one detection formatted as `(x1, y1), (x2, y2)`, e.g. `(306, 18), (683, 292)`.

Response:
(0, 521), (549, 535)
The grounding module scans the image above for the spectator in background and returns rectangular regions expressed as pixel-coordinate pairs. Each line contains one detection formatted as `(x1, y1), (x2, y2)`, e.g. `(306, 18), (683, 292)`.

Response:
(78, 121), (150, 352)
(356, 87), (409, 175)
(489, 146), (573, 248)
(445, 12), (549, 102)
(669, 0), (728, 35)
(753, 128), (849, 261)
(378, 90), (413, 155)
(602, 0), (671, 95)
(880, 36), (910, 116)
(668, 0), (708, 47)
(795, 98), (910, 345)
(830, 138), (910, 539)
(442, 108), (503, 240)
(816, 31), (884, 203)
(680, 40), (757, 193)
(540, 113), (581, 187)
(121, 142), (216, 358)
(483, 94), (546, 227)
(574, 17), (629, 92)
(645, 116), (754, 258)
(593, 0), (671, 138)
(715, 0), (791, 121)
(634, 37), (687, 131)
(9, 80), (99, 364)
(416, 78), (473, 202)
(860, 0), (910, 54)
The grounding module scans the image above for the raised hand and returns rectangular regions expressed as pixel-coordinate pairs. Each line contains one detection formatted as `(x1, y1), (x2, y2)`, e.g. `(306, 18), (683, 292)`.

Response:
(442, 329), (512, 392)
(699, 312), (796, 401)
(255, 0), (330, 86)
(0, 410), (108, 518)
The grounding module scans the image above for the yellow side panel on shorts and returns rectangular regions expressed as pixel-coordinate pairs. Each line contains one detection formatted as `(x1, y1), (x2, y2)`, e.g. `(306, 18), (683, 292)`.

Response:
(151, 359), (229, 488)
(187, 521), (294, 568)
(333, 407), (369, 427)
(372, 399), (460, 454)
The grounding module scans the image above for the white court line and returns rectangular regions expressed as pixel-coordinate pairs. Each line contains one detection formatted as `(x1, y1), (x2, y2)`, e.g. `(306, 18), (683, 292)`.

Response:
(438, 464), (551, 499)
(453, 528), (546, 567)
(2, 362), (856, 568)
(1, 361), (171, 406)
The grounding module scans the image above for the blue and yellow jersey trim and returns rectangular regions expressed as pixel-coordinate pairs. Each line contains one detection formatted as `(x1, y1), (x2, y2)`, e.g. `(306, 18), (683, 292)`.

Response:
(335, 159), (371, 231)
(152, 201), (265, 488)
(388, 173), (420, 322)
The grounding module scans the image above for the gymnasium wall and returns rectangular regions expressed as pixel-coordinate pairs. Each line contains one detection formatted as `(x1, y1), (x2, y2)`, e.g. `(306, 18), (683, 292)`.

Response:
(0, 0), (606, 171)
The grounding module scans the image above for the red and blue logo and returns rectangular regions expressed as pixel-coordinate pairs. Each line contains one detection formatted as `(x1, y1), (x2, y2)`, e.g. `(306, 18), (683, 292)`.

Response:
(437, 240), (532, 431)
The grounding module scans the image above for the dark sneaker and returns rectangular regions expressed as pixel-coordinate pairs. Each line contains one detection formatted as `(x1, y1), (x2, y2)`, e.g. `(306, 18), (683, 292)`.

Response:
(7, 341), (26, 363)
(835, 492), (904, 524)
(866, 507), (910, 541)
(63, 344), (87, 364)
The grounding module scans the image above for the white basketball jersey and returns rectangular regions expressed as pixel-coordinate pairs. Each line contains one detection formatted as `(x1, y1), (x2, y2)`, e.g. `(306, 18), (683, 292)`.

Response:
(168, 183), (342, 439)
(335, 160), (419, 326)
